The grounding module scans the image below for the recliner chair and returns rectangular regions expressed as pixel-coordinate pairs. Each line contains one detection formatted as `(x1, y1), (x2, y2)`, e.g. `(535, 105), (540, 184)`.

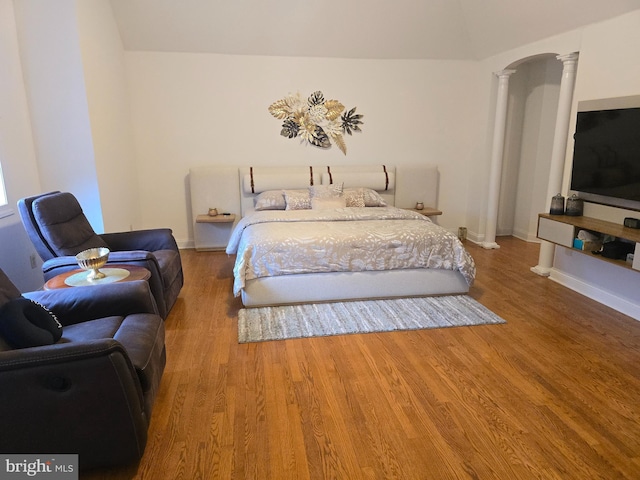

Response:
(18, 191), (183, 319)
(0, 267), (166, 470)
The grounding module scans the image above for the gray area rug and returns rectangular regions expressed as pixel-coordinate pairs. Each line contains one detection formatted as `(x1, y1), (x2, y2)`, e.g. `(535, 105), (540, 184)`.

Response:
(238, 295), (506, 343)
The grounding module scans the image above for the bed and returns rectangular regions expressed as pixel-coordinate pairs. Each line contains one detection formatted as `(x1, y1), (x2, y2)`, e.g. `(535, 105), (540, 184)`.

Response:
(222, 165), (476, 307)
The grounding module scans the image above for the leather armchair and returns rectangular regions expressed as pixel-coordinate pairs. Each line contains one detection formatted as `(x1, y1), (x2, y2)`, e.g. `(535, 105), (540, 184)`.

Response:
(0, 267), (166, 470)
(18, 191), (183, 319)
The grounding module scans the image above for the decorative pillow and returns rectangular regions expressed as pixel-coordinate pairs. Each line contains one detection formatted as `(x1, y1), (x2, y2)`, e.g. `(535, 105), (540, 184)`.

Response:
(344, 188), (366, 207)
(254, 190), (286, 211)
(362, 188), (387, 207)
(344, 188), (387, 207)
(0, 297), (62, 348)
(309, 184), (344, 199)
(284, 190), (311, 210)
(312, 196), (347, 210)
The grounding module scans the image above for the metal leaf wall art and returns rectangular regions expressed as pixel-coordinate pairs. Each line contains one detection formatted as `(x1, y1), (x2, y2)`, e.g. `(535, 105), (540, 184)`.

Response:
(268, 91), (363, 155)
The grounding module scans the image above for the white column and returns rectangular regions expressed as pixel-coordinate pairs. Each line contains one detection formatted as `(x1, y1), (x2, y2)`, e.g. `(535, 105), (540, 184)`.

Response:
(482, 69), (516, 249)
(532, 52), (579, 276)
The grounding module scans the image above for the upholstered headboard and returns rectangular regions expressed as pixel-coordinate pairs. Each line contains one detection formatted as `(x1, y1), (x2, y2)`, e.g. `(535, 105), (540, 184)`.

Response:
(189, 164), (439, 228)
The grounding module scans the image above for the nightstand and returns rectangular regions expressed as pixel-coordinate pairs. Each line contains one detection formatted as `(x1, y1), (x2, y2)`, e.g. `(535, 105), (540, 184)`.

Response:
(194, 214), (237, 251)
(195, 214), (236, 224)
(406, 207), (442, 216)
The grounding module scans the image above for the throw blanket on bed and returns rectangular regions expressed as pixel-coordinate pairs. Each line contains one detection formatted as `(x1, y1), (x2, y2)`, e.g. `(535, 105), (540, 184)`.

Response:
(226, 207), (476, 296)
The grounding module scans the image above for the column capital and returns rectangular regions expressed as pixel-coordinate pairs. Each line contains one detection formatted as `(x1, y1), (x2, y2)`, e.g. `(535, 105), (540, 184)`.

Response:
(493, 69), (517, 79)
(557, 52), (579, 72)
(556, 52), (579, 64)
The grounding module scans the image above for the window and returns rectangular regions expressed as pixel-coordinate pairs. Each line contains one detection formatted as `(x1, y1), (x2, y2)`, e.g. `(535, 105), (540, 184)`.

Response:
(0, 161), (13, 219)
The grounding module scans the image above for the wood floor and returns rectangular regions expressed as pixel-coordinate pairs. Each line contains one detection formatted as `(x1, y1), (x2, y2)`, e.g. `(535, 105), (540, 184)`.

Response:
(86, 237), (640, 479)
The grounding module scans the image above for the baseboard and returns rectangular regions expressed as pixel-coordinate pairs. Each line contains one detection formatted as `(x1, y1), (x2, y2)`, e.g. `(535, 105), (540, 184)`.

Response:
(466, 230), (483, 244)
(466, 231), (540, 246)
(549, 268), (640, 321)
(512, 231), (540, 243)
(178, 239), (195, 249)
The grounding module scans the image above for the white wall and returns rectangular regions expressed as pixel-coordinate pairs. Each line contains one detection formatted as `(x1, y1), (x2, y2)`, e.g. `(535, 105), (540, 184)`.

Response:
(76, 0), (141, 232)
(0, 0), (44, 291)
(125, 53), (483, 246)
(13, 0), (103, 231)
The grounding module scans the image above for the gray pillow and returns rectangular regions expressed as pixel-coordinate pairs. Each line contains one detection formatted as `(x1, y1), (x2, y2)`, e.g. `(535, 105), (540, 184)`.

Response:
(0, 297), (63, 348)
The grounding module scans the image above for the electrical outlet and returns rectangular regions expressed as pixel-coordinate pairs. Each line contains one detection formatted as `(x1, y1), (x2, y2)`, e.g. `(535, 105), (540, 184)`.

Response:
(30, 254), (37, 269)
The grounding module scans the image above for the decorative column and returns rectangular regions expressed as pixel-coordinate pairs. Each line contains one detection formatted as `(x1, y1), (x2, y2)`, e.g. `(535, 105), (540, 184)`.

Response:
(482, 69), (516, 249)
(531, 52), (579, 276)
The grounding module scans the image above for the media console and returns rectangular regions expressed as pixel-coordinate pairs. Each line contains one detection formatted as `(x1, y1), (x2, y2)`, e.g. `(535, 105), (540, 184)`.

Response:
(537, 213), (640, 272)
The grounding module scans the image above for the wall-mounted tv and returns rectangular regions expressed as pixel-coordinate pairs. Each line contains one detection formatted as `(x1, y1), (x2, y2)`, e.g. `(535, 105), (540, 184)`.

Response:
(570, 96), (640, 212)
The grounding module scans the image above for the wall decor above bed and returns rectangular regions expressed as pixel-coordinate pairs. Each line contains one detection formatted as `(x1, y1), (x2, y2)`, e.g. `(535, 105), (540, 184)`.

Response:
(268, 90), (363, 155)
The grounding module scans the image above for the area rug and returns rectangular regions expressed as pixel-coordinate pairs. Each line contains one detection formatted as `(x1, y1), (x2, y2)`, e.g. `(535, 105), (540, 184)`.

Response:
(238, 295), (505, 343)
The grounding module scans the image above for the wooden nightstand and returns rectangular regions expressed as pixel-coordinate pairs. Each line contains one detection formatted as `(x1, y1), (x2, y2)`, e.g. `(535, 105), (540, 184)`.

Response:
(405, 207), (442, 216)
(194, 214), (237, 251)
(195, 214), (236, 224)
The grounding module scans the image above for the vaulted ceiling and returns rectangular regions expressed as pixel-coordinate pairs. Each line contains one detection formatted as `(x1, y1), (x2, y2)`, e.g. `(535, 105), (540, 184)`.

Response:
(109, 0), (640, 60)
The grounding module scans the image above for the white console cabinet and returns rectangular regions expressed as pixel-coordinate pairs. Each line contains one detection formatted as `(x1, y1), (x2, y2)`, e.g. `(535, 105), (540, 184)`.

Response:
(537, 213), (640, 272)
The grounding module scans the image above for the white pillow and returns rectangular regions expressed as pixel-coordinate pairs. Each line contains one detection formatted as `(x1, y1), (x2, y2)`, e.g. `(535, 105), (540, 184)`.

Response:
(254, 190), (286, 210)
(309, 183), (343, 199)
(344, 188), (387, 207)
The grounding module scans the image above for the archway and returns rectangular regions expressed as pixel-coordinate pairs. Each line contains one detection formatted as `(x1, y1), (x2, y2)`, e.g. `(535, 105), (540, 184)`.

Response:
(498, 54), (562, 241)
(482, 52), (579, 251)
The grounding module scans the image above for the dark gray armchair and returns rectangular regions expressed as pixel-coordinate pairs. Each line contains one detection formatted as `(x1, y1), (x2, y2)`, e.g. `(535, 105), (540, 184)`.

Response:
(0, 267), (166, 470)
(18, 191), (183, 319)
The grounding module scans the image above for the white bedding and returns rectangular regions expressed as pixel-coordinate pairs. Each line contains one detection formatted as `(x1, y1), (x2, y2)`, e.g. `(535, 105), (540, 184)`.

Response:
(226, 207), (476, 297)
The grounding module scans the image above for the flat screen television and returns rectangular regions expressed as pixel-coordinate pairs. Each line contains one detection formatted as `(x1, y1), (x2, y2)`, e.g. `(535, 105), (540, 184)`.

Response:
(570, 98), (640, 212)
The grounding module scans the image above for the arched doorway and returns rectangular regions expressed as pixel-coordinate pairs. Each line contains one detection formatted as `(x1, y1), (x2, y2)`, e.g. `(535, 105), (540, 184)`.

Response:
(483, 52), (578, 251)
(497, 54), (563, 242)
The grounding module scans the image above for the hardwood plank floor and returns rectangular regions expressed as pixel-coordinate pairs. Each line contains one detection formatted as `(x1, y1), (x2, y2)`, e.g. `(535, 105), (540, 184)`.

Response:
(85, 237), (640, 479)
